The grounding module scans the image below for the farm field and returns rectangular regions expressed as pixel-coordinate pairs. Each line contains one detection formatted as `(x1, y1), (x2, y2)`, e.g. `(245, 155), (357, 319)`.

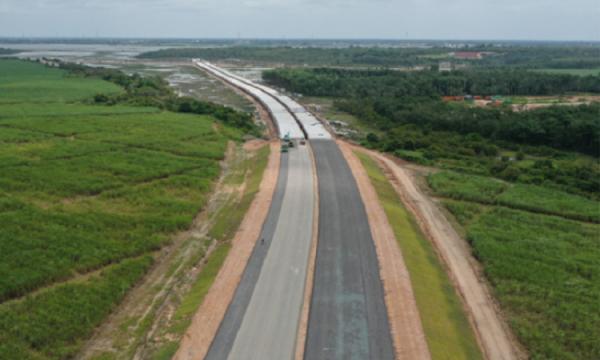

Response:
(0, 60), (123, 103)
(356, 152), (482, 360)
(0, 59), (240, 359)
(429, 172), (600, 359)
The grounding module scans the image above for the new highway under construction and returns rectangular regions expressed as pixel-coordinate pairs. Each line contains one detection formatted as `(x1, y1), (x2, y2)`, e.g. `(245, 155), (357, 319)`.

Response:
(193, 61), (395, 359)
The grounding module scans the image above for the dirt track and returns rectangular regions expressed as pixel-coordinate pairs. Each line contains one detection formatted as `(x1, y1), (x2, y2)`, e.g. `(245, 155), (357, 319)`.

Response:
(339, 141), (431, 360)
(361, 145), (523, 360)
(173, 141), (280, 360)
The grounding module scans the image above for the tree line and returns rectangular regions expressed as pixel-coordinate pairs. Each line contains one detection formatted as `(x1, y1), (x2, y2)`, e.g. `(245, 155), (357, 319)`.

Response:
(264, 67), (600, 156)
(138, 44), (600, 69)
(263, 67), (600, 97)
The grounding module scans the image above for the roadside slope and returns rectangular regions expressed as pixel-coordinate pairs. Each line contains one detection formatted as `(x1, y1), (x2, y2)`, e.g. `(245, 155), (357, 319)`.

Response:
(366, 148), (522, 360)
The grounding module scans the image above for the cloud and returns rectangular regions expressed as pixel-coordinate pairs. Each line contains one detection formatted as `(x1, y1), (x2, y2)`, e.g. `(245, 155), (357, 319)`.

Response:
(0, 0), (598, 40)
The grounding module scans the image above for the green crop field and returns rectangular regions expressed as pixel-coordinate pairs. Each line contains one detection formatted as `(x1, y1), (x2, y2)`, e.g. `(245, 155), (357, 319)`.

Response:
(430, 172), (600, 359)
(0, 60), (123, 103)
(428, 171), (600, 223)
(0, 59), (241, 359)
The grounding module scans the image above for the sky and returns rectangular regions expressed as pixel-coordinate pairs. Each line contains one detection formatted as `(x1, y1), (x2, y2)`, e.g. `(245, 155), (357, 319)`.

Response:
(0, 0), (598, 41)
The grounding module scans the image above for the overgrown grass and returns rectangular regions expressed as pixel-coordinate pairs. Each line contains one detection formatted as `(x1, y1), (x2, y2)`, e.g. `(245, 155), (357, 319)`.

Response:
(427, 171), (507, 203)
(498, 184), (600, 222)
(0, 256), (153, 360)
(468, 208), (600, 359)
(355, 151), (482, 360)
(429, 171), (600, 222)
(429, 171), (600, 358)
(0, 59), (240, 358)
(0, 59), (122, 103)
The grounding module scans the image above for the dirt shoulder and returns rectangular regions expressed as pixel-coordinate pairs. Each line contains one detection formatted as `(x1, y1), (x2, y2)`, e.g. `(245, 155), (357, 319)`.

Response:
(359, 145), (524, 360)
(173, 140), (280, 360)
(338, 141), (431, 360)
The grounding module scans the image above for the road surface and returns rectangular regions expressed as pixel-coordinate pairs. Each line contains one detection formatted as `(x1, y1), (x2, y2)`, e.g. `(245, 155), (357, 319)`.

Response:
(306, 140), (395, 359)
(206, 144), (315, 360)
(196, 61), (396, 360)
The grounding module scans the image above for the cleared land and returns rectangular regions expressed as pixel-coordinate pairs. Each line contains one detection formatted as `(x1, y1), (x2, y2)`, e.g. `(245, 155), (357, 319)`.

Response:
(429, 171), (600, 359)
(0, 59), (240, 359)
(354, 150), (483, 360)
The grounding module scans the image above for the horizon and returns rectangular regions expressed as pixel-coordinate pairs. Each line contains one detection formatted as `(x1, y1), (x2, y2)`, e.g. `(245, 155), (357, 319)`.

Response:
(1, 0), (598, 42)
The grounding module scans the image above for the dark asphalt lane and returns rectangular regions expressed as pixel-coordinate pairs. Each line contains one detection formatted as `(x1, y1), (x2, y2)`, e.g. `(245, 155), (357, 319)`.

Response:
(305, 140), (394, 360)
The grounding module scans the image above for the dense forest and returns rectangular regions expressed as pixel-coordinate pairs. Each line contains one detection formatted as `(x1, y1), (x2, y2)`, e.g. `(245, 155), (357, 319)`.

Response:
(138, 46), (445, 66)
(138, 44), (600, 69)
(264, 67), (600, 97)
(59, 62), (258, 133)
(265, 67), (600, 155)
(265, 67), (600, 195)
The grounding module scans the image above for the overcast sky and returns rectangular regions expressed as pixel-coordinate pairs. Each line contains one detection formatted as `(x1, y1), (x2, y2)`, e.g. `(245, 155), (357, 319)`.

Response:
(0, 0), (598, 40)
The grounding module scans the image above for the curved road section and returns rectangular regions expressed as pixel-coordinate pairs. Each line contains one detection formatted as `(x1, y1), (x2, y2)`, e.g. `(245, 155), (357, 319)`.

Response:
(195, 61), (394, 360)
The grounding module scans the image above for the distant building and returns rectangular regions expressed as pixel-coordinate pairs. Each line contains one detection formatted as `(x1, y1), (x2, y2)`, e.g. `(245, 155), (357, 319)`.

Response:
(452, 51), (483, 60)
(439, 61), (452, 72)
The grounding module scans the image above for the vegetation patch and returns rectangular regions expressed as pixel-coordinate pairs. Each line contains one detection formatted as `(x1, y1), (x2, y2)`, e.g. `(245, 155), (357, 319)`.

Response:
(0, 59), (252, 359)
(468, 208), (600, 359)
(356, 151), (482, 360)
(497, 184), (600, 222)
(427, 171), (507, 203)
(0, 59), (123, 103)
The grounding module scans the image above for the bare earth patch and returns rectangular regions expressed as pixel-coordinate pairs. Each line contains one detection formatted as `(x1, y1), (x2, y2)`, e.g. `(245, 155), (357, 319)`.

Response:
(173, 141), (280, 360)
(338, 140), (431, 360)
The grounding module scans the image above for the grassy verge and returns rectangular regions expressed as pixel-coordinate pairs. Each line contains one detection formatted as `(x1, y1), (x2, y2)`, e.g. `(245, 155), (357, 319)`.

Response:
(355, 151), (483, 360)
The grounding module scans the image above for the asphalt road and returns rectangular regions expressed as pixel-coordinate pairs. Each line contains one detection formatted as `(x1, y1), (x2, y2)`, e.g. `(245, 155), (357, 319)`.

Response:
(205, 153), (289, 359)
(206, 144), (315, 360)
(305, 140), (395, 360)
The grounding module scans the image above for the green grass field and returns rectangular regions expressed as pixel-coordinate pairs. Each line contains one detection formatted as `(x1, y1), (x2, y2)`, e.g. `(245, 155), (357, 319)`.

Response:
(0, 59), (240, 359)
(430, 174), (600, 359)
(428, 171), (599, 223)
(0, 59), (123, 103)
(356, 152), (482, 360)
